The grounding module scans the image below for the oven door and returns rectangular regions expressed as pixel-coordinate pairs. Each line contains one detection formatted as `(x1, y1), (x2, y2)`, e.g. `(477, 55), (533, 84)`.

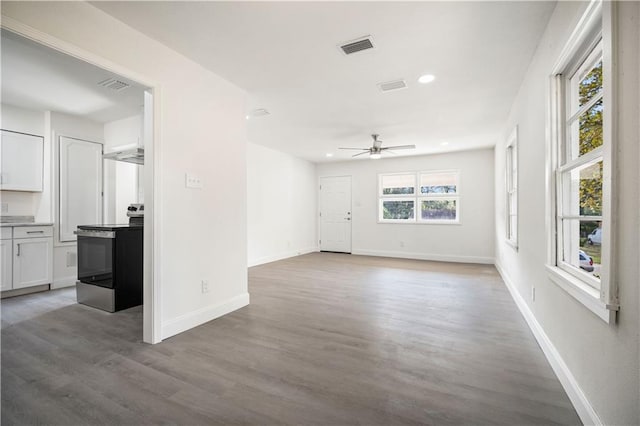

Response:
(76, 229), (115, 288)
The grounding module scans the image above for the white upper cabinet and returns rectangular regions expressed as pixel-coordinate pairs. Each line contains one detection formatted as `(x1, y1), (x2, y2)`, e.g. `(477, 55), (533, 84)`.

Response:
(0, 130), (44, 192)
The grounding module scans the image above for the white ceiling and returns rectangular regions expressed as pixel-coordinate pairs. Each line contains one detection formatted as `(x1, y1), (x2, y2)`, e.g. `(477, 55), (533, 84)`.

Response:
(93, 1), (556, 162)
(1, 29), (146, 124)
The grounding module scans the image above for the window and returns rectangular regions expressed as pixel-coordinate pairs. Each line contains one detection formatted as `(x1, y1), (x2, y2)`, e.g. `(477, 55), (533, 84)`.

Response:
(548, 1), (617, 322)
(379, 170), (459, 223)
(505, 127), (518, 248)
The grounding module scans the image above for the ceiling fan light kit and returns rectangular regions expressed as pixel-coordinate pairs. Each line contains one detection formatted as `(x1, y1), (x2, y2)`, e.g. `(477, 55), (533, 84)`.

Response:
(338, 134), (416, 159)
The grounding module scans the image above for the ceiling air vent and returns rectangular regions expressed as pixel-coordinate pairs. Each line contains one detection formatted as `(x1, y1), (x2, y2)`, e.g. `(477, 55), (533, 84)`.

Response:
(378, 79), (408, 92)
(339, 36), (374, 55)
(98, 78), (131, 92)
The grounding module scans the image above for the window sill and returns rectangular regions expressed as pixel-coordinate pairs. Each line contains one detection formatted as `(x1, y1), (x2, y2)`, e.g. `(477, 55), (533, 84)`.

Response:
(545, 265), (617, 323)
(377, 219), (461, 225)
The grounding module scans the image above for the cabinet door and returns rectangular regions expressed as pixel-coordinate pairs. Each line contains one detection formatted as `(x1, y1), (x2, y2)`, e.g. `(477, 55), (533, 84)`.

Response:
(0, 240), (12, 291)
(13, 237), (53, 289)
(0, 130), (44, 192)
(59, 137), (103, 242)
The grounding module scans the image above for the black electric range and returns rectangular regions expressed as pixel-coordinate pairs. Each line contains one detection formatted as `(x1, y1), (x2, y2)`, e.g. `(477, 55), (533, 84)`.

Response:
(76, 222), (143, 312)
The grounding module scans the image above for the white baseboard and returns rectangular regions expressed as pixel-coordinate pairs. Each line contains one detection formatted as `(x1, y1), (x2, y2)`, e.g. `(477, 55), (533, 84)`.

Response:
(51, 276), (76, 289)
(352, 249), (495, 265)
(248, 246), (318, 267)
(495, 261), (602, 426)
(161, 292), (250, 340)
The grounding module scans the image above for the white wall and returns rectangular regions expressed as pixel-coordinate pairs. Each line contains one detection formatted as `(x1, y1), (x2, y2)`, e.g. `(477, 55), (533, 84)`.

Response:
(494, 2), (639, 425)
(103, 114), (141, 224)
(317, 148), (495, 263)
(247, 142), (317, 266)
(0, 104), (46, 218)
(2, 1), (248, 339)
(49, 111), (105, 288)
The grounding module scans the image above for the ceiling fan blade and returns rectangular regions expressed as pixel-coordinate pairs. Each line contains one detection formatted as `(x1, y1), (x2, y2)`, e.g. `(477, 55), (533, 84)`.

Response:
(339, 147), (369, 151)
(352, 151), (371, 157)
(381, 144), (416, 150)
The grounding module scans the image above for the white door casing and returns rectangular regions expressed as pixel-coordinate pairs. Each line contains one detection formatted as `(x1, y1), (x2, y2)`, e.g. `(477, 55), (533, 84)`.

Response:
(319, 176), (352, 253)
(59, 137), (103, 242)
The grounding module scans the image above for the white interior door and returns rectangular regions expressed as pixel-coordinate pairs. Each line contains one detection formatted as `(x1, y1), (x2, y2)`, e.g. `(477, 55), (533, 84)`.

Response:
(59, 136), (103, 242)
(319, 176), (352, 253)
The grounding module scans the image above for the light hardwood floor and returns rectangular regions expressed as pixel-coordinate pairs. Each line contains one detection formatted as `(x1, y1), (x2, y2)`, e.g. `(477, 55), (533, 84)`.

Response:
(1, 253), (581, 425)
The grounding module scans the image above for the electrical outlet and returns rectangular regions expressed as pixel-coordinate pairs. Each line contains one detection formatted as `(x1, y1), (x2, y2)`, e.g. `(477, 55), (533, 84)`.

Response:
(185, 173), (203, 189)
(1, 203), (8, 213)
(201, 280), (209, 293)
(399, 241), (405, 248)
(531, 286), (536, 302)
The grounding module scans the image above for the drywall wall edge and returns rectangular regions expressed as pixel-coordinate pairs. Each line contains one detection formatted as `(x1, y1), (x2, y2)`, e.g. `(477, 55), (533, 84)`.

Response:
(495, 261), (602, 426)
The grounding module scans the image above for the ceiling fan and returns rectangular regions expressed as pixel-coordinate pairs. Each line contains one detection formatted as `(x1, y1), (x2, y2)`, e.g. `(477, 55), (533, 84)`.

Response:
(339, 134), (415, 159)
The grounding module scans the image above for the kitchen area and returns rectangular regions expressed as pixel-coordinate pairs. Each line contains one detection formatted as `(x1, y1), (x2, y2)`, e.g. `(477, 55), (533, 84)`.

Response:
(1, 29), (149, 318)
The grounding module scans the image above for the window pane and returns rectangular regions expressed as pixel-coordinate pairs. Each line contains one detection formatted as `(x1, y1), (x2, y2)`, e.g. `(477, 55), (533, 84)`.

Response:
(382, 200), (414, 220)
(578, 60), (602, 108)
(420, 171), (458, 194)
(381, 174), (415, 195)
(562, 160), (603, 216)
(570, 98), (603, 159)
(420, 199), (457, 221)
(561, 219), (602, 284)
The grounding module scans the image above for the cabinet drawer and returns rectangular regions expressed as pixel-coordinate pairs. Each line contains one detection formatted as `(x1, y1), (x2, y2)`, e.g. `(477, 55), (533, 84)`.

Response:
(13, 226), (53, 239)
(0, 228), (11, 240)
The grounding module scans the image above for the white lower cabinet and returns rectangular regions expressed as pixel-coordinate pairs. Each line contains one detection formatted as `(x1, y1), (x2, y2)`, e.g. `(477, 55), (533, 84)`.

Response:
(1, 226), (53, 292)
(13, 237), (53, 289)
(0, 239), (12, 291)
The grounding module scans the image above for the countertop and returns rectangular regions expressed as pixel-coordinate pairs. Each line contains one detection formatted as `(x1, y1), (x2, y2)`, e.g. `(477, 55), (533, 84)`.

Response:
(77, 224), (143, 231)
(0, 216), (53, 227)
(0, 222), (53, 227)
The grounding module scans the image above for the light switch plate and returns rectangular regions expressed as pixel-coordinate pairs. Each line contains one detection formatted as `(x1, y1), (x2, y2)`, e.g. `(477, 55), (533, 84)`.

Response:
(185, 173), (203, 189)
(1, 203), (8, 213)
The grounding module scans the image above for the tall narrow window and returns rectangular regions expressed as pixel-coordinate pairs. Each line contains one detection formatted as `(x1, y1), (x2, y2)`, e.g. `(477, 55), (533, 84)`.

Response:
(548, 1), (617, 322)
(505, 127), (518, 248)
(558, 42), (603, 289)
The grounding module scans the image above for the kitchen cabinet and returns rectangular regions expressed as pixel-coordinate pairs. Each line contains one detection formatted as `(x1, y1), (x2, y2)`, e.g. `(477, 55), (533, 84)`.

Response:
(0, 229), (12, 291)
(0, 130), (44, 192)
(1, 225), (53, 292)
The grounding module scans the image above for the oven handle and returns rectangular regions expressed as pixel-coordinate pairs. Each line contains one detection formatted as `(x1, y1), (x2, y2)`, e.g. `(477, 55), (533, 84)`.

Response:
(74, 230), (116, 239)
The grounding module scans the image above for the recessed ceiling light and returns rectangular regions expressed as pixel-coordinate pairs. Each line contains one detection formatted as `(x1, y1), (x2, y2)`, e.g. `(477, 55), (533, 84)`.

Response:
(245, 115), (250, 120)
(440, 141), (449, 146)
(418, 74), (435, 84)
(325, 153), (333, 157)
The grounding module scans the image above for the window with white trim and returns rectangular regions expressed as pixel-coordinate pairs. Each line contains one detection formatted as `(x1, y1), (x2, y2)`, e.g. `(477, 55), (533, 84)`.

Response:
(505, 127), (518, 247)
(379, 170), (459, 223)
(548, 1), (617, 322)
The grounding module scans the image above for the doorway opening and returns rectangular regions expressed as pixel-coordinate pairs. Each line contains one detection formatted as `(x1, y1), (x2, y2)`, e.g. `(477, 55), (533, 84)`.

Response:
(0, 27), (159, 343)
